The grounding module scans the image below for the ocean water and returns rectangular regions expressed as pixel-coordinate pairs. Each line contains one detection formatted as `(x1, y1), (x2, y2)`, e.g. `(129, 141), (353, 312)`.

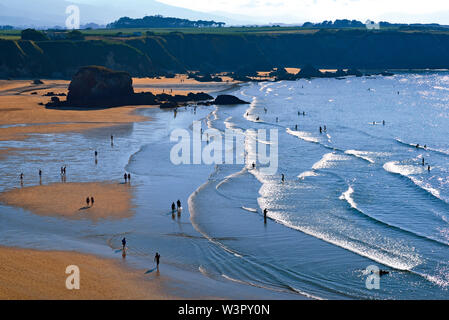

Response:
(0, 73), (448, 299)
(188, 73), (449, 299)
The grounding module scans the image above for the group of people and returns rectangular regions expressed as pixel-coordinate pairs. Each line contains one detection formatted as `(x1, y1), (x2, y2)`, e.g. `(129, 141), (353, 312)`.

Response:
(319, 125), (327, 133)
(171, 199), (182, 216)
(85, 196), (95, 207)
(124, 173), (131, 183)
(121, 237), (161, 270)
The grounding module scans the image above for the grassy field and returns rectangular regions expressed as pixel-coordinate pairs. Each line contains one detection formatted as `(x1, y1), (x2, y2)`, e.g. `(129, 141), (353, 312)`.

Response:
(2, 25), (449, 41)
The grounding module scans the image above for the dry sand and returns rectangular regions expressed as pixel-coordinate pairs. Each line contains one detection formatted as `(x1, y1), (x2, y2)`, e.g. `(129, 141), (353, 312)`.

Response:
(0, 182), (134, 220)
(0, 246), (175, 299)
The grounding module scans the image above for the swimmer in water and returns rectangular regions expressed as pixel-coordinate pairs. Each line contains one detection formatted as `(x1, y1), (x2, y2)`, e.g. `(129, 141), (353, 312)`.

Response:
(428, 165), (431, 172)
(281, 174), (285, 182)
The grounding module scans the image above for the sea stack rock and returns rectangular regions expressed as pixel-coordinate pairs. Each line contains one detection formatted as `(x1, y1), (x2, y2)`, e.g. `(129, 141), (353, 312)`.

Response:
(296, 65), (323, 78)
(213, 94), (250, 105)
(67, 66), (133, 105)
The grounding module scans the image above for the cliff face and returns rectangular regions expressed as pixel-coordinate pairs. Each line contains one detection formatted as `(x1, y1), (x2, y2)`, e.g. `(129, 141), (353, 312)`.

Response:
(67, 66), (133, 104)
(2, 30), (449, 78)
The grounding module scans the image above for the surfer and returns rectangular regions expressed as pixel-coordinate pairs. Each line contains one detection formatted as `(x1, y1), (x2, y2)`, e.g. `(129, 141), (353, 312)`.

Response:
(256, 116), (259, 121)
(94, 150), (98, 158)
(424, 144), (427, 149)
(122, 237), (126, 250)
(416, 144), (419, 149)
(422, 158), (425, 166)
(252, 162), (255, 169)
(263, 208), (268, 223)
(323, 125), (327, 132)
(428, 165), (431, 172)
(379, 270), (389, 276)
(20, 173), (23, 181)
(154, 252), (161, 270)
(382, 120), (385, 125)
(295, 124), (298, 130)
(281, 173), (285, 182)
(171, 202), (176, 212)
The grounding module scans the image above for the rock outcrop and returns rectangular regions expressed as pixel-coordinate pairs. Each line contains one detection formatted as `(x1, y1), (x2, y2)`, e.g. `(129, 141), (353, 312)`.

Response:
(213, 95), (249, 105)
(46, 66), (215, 109)
(67, 66), (134, 105)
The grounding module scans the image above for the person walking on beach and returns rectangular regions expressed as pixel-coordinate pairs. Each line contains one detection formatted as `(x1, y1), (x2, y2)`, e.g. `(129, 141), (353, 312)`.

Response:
(63, 166), (66, 175)
(295, 124), (298, 130)
(154, 252), (161, 271)
(90, 197), (94, 206)
(281, 174), (285, 183)
(94, 150), (98, 158)
(263, 208), (268, 223)
(428, 165), (431, 172)
(124, 173), (127, 183)
(171, 202), (176, 213)
(39, 169), (42, 177)
(319, 126), (322, 133)
(127, 173), (131, 182)
(86, 197), (90, 207)
(61, 166), (64, 175)
(20, 173), (23, 181)
(122, 237), (126, 250)
(177, 199), (181, 209)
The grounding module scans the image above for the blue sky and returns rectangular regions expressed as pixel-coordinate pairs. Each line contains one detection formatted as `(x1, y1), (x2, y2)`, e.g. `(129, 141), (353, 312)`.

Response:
(151, 0), (449, 24)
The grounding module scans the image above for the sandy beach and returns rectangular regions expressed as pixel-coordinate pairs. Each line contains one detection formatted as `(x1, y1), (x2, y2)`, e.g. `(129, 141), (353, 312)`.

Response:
(0, 182), (134, 220)
(0, 76), (235, 299)
(0, 246), (174, 300)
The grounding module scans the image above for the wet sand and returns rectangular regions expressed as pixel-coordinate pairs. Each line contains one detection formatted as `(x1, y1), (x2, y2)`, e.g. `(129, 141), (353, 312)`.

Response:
(0, 182), (134, 220)
(0, 246), (175, 299)
(0, 77), (237, 299)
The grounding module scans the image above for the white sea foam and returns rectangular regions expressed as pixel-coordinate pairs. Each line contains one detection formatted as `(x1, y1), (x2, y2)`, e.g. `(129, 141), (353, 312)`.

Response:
(345, 150), (375, 164)
(298, 170), (318, 179)
(286, 128), (319, 143)
(261, 208), (421, 271)
(312, 153), (350, 170)
(339, 186), (358, 209)
(383, 161), (423, 176)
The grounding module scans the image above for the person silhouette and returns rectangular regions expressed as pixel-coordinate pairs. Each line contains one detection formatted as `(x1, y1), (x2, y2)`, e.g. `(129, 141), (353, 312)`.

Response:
(154, 252), (161, 271)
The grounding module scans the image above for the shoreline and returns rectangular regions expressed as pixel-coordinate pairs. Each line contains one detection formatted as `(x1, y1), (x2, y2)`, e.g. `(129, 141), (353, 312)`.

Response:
(0, 77), (241, 299)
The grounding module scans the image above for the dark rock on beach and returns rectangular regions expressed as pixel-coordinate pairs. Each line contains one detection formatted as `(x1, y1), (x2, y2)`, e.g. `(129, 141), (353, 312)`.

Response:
(67, 66), (134, 104)
(213, 94), (249, 105)
(45, 66), (216, 109)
